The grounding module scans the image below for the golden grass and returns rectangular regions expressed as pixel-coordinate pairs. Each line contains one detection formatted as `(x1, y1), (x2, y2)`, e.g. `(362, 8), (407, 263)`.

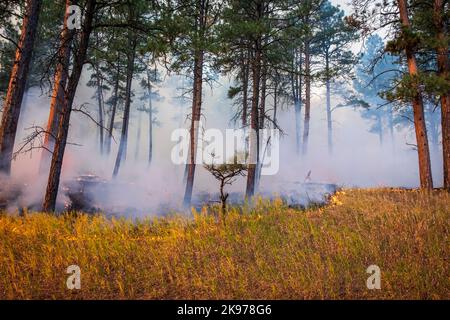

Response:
(0, 189), (448, 299)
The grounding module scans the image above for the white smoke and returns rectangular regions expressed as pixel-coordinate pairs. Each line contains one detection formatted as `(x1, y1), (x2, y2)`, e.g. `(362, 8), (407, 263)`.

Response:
(3, 67), (444, 216)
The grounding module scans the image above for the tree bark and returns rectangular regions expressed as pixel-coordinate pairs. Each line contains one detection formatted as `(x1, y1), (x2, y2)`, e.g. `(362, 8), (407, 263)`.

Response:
(39, 0), (73, 174)
(43, 0), (96, 212)
(95, 65), (104, 155)
(135, 110), (141, 160)
(148, 100), (153, 165)
(145, 67), (154, 165)
(219, 179), (227, 217)
(292, 46), (302, 155)
(302, 39), (311, 156)
(241, 49), (249, 127)
(434, 0), (450, 190)
(259, 57), (267, 129)
(398, 0), (433, 190)
(183, 0), (207, 206)
(183, 48), (204, 206)
(105, 56), (120, 155)
(325, 51), (332, 154)
(0, 0), (42, 174)
(246, 41), (261, 198)
(113, 34), (136, 177)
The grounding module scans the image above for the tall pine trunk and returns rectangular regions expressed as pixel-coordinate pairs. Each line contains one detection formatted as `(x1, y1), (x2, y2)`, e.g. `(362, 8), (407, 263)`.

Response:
(398, 0), (433, 190)
(135, 111), (141, 160)
(292, 46), (302, 155)
(145, 67), (154, 165)
(434, 0), (450, 190)
(246, 41), (261, 198)
(183, 0), (206, 206)
(183, 48), (204, 206)
(255, 54), (267, 189)
(105, 57), (120, 155)
(0, 0), (42, 174)
(39, 0), (73, 174)
(325, 51), (332, 154)
(148, 100), (153, 165)
(302, 39), (311, 155)
(241, 49), (249, 128)
(43, 0), (96, 212)
(95, 66), (104, 155)
(113, 35), (136, 177)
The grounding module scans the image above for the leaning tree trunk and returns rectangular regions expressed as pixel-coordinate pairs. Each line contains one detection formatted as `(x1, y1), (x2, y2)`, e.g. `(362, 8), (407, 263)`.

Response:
(39, 0), (73, 174)
(398, 0), (433, 190)
(113, 35), (137, 177)
(302, 39), (311, 156)
(434, 0), (450, 190)
(43, 0), (96, 212)
(0, 0), (42, 174)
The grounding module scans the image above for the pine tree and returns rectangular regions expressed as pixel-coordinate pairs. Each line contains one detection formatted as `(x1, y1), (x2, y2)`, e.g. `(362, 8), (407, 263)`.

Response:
(0, 0), (43, 174)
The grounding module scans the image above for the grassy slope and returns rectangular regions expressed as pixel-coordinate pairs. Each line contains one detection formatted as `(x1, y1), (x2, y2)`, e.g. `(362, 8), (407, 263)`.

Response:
(0, 189), (448, 299)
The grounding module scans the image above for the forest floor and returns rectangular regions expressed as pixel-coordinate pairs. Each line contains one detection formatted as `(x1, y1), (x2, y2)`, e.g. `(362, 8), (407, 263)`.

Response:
(0, 189), (448, 299)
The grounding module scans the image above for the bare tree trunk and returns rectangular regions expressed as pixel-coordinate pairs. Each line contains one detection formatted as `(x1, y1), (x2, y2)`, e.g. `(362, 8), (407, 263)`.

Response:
(105, 57), (120, 155)
(148, 103), (153, 165)
(183, 0), (207, 206)
(273, 77), (278, 125)
(113, 35), (137, 177)
(302, 39), (311, 156)
(39, 0), (73, 174)
(95, 66), (104, 155)
(42, 0), (96, 212)
(246, 42), (261, 198)
(325, 51), (333, 154)
(398, 0), (433, 190)
(0, 0), (42, 174)
(219, 179), (228, 217)
(135, 110), (141, 160)
(434, 0), (450, 190)
(259, 57), (267, 130)
(241, 49), (249, 127)
(183, 48), (204, 206)
(292, 46), (302, 155)
(145, 68), (154, 165)
(255, 55), (267, 189)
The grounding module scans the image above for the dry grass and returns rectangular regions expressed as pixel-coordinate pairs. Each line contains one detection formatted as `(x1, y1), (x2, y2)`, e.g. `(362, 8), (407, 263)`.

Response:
(0, 189), (448, 299)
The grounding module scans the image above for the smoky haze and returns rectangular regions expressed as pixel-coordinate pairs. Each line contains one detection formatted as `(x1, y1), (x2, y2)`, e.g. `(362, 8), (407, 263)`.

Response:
(5, 68), (444, 216)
